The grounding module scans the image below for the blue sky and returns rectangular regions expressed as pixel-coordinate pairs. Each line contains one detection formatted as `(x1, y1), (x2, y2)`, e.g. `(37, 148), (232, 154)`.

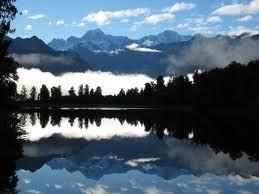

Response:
(11, 0), (259, 42)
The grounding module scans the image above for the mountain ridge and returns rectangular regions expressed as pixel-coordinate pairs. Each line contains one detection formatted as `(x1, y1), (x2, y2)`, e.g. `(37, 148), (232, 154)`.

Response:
(48, 29), (192, 52)
(9, 36), (91, 75)
(9, 30), (259, 77)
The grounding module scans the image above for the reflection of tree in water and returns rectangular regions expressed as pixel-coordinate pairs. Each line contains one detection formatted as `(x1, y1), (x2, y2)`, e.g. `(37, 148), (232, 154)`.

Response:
(51, 114), (62, 127)
(78, 116), (83, 129)
(28, 109), (259, 161)
(95, 117), (102, 127)
(84, 117), (89, 130)
(20, 113), (27, 126)
(29, 113), (36, 126)
(68, 115), (76, 127)
(89, 117), (94, 125)
(0, 112), (25, 194)
(37, 112), (49, 128)
(118, 118), (125, 125)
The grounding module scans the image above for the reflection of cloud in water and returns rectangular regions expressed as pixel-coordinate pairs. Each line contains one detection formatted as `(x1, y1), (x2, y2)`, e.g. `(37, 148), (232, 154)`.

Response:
(125, 158), (160, 167)
(18, 165), (259, 194)
(166, 138), (259, 177)
(24, 118), (148, 141)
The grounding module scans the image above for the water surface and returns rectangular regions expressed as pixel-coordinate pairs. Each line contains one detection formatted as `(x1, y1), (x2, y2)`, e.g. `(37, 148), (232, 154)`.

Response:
(10, 110), (259, 193)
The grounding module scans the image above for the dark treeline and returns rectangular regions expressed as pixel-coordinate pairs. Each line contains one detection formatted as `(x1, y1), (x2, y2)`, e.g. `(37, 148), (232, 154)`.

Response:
(0, 1), (26, 193)
(20, 109), (259, 161)
(19, 60), (259, 110)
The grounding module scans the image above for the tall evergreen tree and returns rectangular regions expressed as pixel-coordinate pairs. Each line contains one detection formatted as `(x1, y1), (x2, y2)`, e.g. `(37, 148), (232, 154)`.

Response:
(51, 86), (62, 101)
(30, 86), (37, 101)
(118, 89), (126, 97)
(20, 85), (27, 101)
(0, 0), (19, 107)
(89, 89), (94, 96)
(94, 86), (102, 97)
(39, 85), (50, 102)
(78, 84), (84, 97)
(68, 86), (76, 97)
(84, 84), (89, 96)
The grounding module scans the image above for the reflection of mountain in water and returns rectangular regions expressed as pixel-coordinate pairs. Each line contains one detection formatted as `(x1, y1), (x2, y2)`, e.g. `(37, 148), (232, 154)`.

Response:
(16, 134), (87, 172)
(47, 135), (190, 180)
(17, 132), (259, 180)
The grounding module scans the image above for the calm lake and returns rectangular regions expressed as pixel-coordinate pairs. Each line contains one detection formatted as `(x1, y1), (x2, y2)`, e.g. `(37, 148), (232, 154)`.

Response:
(2, 109), (259, 194)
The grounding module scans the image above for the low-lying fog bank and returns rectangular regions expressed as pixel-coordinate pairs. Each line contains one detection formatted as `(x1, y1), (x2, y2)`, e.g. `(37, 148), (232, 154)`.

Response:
(16, 68), (155, 96)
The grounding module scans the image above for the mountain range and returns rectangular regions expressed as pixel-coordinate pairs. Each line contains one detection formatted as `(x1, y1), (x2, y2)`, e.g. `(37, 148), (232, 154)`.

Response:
(8, 36), (90, 74)
(9, 29), (259, 77)
(48, 28), (192, 51)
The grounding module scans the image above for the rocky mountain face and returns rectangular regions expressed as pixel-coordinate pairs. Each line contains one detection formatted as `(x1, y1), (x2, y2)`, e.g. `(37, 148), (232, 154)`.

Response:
(48, 29), (192, 52)
(9, 36), (90, 75)
(9, 31), (259, 77)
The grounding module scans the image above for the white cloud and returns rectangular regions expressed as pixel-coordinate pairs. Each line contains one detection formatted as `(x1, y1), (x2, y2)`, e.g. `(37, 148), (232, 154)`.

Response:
(22, 117), (148, 142)
(164, 2), (196, 13)
(82, 8), (150, 25)
(17, 68), (154, 96)
(80, 185), (113, 194)
(25, 190), (41, 194)
(188, 26), (215, 34)
(121, 18), (130, 23)
(228, 26), (259, 35)
(23, 179), (31, 184)
(25, 25), (32, 30)
(143, 13), (175, 25)
(22, 10), (29, 15)
(77, 22), (85, 27)
(207, 16), (222, 23)
(239, 190), (253, 194)
(28, 14), (45, 20)
(176, 17), (217, 34)
(213, 0), (259, 15)
(176, 23), (190, 28)
(125, 158), (160, 167)
(56, 20), (65, 26)
(126, 43), (162, 53)
(144, 186), (167, 194)
(238, 15), (253, 22)
(130, 24), (138, 31)
(54, 184), (63, 189)
(207, 189), (221, 194)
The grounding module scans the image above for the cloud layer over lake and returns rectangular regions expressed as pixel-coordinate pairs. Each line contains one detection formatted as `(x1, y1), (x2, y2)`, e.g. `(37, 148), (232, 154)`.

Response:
(17, 68), (154, 96)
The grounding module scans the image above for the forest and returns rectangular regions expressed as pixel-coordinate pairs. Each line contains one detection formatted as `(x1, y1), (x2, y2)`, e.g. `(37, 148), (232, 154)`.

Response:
(18, 60), (259, 110)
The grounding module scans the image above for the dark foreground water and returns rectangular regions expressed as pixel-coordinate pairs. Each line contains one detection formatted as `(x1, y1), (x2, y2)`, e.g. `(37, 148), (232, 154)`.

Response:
(1, 109), (259, 194)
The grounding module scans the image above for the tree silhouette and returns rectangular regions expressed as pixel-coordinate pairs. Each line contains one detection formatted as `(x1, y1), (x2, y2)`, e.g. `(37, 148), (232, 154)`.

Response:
(143, 83), (153, 96)
(20, 85), (27, 101)
(84, 84), (89, 96)
(89, 89), (94, 96)
(156, 76), (165, 93)
(69, 86), (76, 97)
(51, 86), (62, 101)
(30, 86), (37, 101)
(78, 84), (84, 97)
(95, 86), (102, 97)
(0, 0), (19, 107)
(118, 88), (126, 97)
(39, 85), (50, 102)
